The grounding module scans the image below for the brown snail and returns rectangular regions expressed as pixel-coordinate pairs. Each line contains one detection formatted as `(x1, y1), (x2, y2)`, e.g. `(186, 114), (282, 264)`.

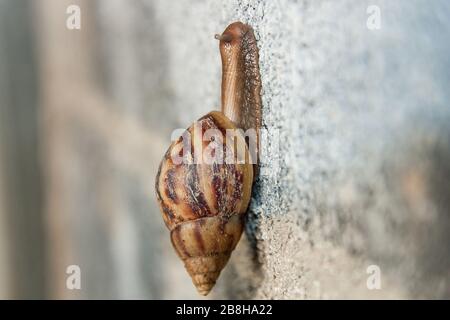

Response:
(155, 22), (261, 296)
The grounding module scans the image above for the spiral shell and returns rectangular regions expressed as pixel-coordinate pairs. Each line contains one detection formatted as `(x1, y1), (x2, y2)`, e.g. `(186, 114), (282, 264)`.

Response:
(155, 111), (253, 295)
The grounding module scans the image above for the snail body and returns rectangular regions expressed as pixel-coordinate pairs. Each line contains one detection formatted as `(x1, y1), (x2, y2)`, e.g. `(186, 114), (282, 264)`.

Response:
(155, 22), (261, 295)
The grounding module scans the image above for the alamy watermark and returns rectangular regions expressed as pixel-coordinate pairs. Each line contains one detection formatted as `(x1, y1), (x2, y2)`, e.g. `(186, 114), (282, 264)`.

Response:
(366, 264), (381, 290)
(66, 5), (81, 30)
(66, 265), (81, 290)
(366, 5), (381, 30)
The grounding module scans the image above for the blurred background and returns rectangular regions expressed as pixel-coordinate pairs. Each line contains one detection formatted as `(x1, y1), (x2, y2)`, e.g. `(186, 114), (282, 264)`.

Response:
(0, 0), (449, 299)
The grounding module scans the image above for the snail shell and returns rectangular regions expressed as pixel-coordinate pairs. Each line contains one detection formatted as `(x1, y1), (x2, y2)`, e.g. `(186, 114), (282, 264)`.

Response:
(155, 22), (261, 296)
(155, 111), (253, 295)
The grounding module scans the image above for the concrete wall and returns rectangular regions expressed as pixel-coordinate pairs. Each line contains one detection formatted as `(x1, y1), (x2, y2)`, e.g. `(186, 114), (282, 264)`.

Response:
(1, 0), (449, 299)
(93, 0), (450, 299)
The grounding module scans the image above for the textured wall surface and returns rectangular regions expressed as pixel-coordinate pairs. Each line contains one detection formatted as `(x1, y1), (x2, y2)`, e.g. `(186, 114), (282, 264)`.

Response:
(1, 0), (449, 299)
(92, 0), (450, 299)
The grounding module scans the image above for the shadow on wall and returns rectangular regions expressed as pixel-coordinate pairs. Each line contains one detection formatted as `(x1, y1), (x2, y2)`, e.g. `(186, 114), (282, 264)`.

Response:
(414, 128), (450, 298)
(0, 0), (47, 299)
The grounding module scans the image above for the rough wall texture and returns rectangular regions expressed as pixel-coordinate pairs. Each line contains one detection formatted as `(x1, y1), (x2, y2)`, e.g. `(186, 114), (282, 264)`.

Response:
(1, 0), (448, 299)
(91, 0), (450, 299)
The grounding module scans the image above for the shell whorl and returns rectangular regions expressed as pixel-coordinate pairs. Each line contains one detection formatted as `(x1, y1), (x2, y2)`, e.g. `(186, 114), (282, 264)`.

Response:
(155, 111), (253, 295)
(170, 214), (244, 295)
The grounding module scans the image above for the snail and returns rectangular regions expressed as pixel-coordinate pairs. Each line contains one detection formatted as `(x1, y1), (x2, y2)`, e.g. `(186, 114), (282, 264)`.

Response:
(155, 22), (261, 296)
